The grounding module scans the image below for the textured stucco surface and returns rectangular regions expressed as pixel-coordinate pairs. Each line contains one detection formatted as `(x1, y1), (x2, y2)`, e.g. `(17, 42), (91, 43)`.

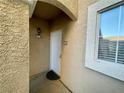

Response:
(51, 0), (124, 93)
(30, 17), (50, 77)
(0, 0), (29, 93)
(57, 0), (78, 19)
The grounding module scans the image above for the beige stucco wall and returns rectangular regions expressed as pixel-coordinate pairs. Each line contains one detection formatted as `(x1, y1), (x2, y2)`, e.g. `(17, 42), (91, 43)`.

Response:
(30, 17), (50, 77)
(0, 0), (29, 93)
(57, 0), (78, 18)
(51, 0), (124, 93)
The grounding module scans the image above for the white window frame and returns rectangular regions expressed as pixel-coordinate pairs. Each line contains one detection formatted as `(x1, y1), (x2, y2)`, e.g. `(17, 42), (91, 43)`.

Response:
(85, 0), (124, 81)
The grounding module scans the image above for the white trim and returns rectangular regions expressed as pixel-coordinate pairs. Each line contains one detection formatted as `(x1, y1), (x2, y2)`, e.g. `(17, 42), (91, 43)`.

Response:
(85, 0), (124, 81)
(115, 6), (122, 63)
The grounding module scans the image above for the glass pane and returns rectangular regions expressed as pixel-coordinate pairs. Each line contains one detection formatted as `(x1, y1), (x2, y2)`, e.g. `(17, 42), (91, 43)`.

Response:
(98, 7), (120, 62)
(98, 37), (117, 62)
(99, 7), (120, 37)
(117, 5), (124, 64)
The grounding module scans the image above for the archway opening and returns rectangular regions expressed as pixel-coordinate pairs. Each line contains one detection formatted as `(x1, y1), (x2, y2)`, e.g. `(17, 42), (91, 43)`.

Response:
(29, 1), (71, 93)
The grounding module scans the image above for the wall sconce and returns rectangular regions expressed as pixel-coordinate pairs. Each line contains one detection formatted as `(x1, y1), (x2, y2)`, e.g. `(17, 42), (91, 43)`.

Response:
(36, 27), (42, 38)
(64, 41), (68, 45)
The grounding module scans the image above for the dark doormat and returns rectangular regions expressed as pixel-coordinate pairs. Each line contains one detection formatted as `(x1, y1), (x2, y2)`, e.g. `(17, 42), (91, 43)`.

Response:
(46, 70), (60, 80)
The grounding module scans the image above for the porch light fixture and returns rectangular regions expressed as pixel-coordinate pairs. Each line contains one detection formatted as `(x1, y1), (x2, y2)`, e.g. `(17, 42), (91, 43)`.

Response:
(36, 27), (42, 38)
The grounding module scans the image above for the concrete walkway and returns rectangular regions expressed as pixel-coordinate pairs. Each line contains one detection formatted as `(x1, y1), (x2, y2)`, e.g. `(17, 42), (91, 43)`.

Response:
(30, 72), (71, 93)
(37, 79), (70, 93)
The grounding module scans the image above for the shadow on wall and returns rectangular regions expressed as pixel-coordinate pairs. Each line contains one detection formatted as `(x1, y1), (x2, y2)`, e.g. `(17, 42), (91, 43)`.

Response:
(29, 16), (50, 77)
(50, 13), (72, 31)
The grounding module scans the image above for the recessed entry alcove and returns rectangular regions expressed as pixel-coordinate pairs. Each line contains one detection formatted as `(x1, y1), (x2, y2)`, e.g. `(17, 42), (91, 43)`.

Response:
(29, 1), (75, 93)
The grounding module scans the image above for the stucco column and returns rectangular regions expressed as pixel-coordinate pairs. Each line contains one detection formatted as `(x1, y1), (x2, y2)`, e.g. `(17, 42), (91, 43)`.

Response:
(0, 0), (29, 93)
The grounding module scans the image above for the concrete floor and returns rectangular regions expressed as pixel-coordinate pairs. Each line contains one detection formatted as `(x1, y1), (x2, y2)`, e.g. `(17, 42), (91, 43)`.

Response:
(30, 72), (71, 93)
(37, 79), (71, 93)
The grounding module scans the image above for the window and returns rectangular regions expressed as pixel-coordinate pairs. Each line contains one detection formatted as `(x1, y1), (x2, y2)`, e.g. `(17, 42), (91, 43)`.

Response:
(85, 0), (124, 81)
(98, 4), (124, 64)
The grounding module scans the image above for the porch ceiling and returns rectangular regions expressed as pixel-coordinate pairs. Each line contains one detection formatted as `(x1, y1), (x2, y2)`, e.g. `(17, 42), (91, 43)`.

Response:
(28, 0), (78, 21)
(33, 1), (63, 20)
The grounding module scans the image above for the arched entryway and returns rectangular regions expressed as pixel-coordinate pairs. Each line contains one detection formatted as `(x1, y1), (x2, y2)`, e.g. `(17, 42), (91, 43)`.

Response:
(29, 0), (77, 21)
(29, 1), (77, 93)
